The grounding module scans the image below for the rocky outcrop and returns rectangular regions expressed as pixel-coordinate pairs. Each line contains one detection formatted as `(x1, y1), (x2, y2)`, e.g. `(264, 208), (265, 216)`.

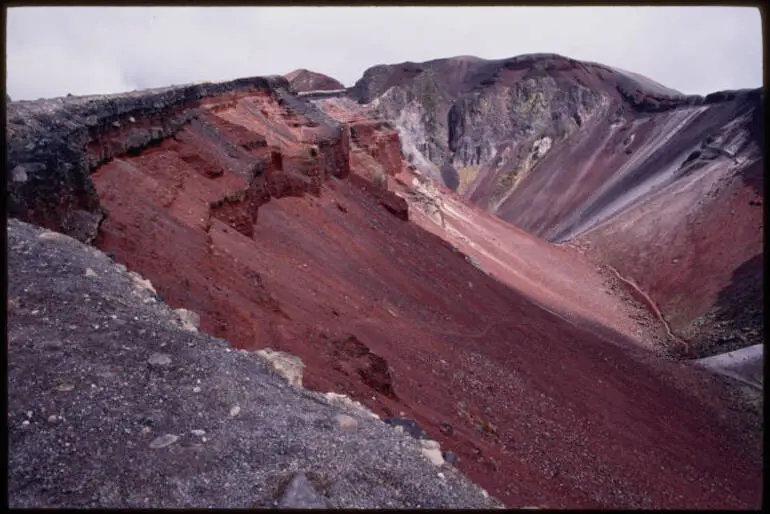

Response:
(348, 53), (703, 200)
(256, 347), (306, 387)
(285, 69), (346, 93)
(310, 96), (406, 189)
(5, 76), (349, 243)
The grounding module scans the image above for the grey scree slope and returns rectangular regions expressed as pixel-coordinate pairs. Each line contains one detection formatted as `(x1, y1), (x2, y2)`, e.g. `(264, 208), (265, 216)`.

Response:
(7, 218), (502, 509)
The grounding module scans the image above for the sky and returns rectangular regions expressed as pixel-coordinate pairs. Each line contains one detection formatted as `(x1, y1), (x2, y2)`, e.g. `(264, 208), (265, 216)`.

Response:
(5, 6), (764, 101)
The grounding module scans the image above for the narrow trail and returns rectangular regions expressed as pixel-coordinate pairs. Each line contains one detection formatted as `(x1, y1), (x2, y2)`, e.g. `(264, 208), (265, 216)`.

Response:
(605, 264), (690, 352)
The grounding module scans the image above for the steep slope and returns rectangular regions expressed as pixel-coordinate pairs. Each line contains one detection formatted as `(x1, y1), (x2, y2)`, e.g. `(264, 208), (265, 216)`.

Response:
(311, 96), (655, 348)
(284, 68), (345, 93)
(7, 219), (502, 509)
(350, 53), (764, 357)
(6, 77), (762, 509)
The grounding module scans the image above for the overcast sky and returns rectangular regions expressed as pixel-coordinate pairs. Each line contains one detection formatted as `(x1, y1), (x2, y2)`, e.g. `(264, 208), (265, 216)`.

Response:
(6, 6), (763, 101)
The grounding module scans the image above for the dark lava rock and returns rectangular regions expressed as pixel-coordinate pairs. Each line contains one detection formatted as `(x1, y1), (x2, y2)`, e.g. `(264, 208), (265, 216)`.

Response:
(442, 451), (459, 466)
(383, 417), (429, 440)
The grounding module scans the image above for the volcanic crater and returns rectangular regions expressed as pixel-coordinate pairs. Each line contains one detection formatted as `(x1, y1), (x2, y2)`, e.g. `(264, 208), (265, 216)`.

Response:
(6, 55), (763, 509)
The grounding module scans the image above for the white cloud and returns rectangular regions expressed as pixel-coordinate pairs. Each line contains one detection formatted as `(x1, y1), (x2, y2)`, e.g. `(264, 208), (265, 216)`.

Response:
(6, 6), (763, 100)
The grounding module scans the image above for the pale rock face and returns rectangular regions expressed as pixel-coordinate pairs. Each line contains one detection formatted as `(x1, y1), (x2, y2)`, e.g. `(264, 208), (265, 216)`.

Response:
(532, 136), (552, 158)
(38, 230), (79, 246)
(333, 413), (359, 431)
(421, 447), (445, 466)
(174, 308), (200, 333)
(128, 271), (157, 295)
(323, 392), (380, 420)
(255, 348), (305, 388)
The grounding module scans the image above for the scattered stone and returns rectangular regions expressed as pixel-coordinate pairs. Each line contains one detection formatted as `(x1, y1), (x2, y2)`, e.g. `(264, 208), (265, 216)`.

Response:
(141, 426), (152, 436)
(85, 268), (97, 277)
(8, 296), (20, 314)
(149, 434), (179, 449)
(147, 353), (172, 367)
(129, 271), (157, 295)
(47, 415), (59, 424)
(56, 384), (75, 392)
(383, 417), (428, 440)
(278, 472), (327, 508)
(229, 405), (241, 417)
(421, 447), (445, 466)
(333, 414), (358, 431)
(192, 386), (202, 393)
(26, 411), (33, 419)
(323, 392), (379, 420)
(442, 451), (459, 466)
(190, 429), (206, 437)
(174, 308), (200, 333)
(439, 422), (454, 436)
(21, 420), (30, 427)
(11, 165), (28, 183)
(255, 348), (305, 387)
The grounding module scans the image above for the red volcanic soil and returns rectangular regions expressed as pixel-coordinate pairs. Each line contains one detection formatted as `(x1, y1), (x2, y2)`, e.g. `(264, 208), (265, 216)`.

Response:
(90, 91), (761, 509)
(578, 159), (763, 337)
(284, 68), (345, 93)
(313, 97), (648, 345)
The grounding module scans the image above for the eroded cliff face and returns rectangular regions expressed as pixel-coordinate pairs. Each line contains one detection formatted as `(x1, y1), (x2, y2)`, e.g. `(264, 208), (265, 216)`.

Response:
(349, 53), (764, 357)
(5, 76), (342, 242)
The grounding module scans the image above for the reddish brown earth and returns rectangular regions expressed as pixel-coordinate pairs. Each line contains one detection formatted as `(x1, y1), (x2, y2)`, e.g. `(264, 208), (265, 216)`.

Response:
(88, 83), (762, 509)
(313, 97), (650, 346)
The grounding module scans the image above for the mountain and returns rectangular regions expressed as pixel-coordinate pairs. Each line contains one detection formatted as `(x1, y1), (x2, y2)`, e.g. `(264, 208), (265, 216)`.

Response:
(6, 55), (763, 509)
(345, 53), (764, 358)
